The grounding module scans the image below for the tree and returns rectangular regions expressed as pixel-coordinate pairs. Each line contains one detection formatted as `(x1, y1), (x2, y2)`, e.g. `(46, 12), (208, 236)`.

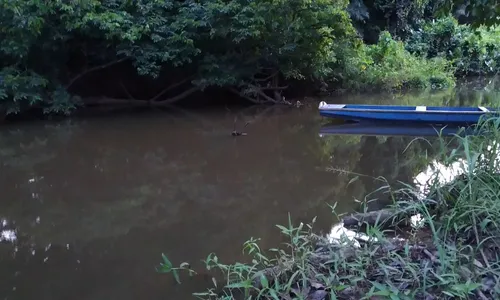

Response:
(0, 0), (358, 115)
(435, 0), (500, 28)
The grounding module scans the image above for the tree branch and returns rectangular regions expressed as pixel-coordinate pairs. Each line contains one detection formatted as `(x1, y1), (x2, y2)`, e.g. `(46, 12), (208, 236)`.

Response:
(82, 97), (148, 106)
(229, 88), (266, 104)
(248, 84), (281, 103)
(80, 86), (199, 107)
(152, 86), (200, 105)
(259, 85), (289, 91)
(120, 81), (137, 100)
(253, 70), (280, 82)
(66, 58), (129, 90)
(150, 76), (195, 102)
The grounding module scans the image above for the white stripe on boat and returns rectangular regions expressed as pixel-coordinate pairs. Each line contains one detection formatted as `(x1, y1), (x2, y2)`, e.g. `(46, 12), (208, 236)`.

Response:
(318, 102), (345, 109)
(479, 106), (489, 112)
(416, 106), (427, 112)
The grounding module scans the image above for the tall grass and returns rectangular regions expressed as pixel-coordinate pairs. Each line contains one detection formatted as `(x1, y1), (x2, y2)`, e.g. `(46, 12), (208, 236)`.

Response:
(159, 116), (500, 299)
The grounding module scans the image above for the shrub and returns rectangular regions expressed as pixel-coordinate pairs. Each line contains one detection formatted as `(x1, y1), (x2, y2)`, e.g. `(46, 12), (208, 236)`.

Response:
(333, 31), (456, 91)
(406, 16), (500, 76)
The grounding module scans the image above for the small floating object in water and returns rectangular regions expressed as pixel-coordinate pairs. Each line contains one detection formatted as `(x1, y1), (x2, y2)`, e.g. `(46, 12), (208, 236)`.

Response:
(318, 101), (499, 125)
(231, 131), (247, 136)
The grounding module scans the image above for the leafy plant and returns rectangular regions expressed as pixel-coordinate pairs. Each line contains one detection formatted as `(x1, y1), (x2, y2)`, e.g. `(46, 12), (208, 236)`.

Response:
(406, 16), (500, 76)
(333, 31), (455, 91)
(157, 253), (196, 284)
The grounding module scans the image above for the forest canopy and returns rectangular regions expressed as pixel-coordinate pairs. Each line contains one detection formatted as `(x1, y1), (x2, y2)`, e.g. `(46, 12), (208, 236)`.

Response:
(0, 0), (499, 116)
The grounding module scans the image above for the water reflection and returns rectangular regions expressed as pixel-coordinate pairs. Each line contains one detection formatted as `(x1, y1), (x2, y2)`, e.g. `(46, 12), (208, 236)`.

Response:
(1, 230), (16, 243)
(319, 122), (475, 137)
(0, 82), (499, 300)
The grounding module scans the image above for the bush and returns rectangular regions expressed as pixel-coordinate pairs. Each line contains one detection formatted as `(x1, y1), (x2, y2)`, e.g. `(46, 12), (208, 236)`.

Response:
(333, 31), (456, 91)
(406, 16), (500, 76)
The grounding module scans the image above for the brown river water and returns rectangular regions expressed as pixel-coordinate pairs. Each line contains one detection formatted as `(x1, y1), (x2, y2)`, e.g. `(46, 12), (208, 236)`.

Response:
(0, 82), (499, 300)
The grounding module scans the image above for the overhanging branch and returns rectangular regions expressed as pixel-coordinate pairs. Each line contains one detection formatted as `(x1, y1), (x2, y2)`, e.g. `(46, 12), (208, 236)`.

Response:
(81, 86), (200, 106)
(152, 86), (200, 105)
(229, 88), (266, 104)
(66, 58), (129, 90)
(150, 76), (195, 102)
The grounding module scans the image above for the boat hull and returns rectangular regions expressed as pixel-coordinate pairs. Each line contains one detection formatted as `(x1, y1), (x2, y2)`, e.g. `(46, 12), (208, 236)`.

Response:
(318, 102), (497, 125)
(318, 110), (485, 124)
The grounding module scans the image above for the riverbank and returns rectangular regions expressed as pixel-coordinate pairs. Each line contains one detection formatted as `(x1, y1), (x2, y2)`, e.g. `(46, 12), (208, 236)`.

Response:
(2, 1), (499, 118)
(159, 117), (500, 299)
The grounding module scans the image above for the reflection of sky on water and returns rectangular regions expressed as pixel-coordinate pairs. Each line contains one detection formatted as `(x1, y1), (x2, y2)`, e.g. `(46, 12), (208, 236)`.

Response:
(414, 142), (500, 197)
(1, 218), (17, 243)
(327, 223), (365, 247)
(326, 216), (424, 247)
(1, 230), (17, 242)
(414, 160), (465, 197)
(326, 142), (492, 245)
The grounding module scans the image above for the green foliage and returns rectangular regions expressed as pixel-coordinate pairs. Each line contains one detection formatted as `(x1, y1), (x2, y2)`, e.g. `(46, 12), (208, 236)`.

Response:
(347, 0), (440, 43)
(334, 31), (455, 91)
(0, 0), (358, 114)
(0, 0), (498, 116)
(406, 16), (500, 75)
(434, 0), (500, 28)
(157, 253), (196, 284)
(351, 0), (500, 43)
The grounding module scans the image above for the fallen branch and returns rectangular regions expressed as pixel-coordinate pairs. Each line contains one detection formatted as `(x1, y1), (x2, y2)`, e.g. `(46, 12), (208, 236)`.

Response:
(82, 97), (148, 106)
(229, 88), (266, 104)
(153, 86), (200, 105)
(247, 84), (281, 103)
(66, 58), (128, 89)
(253, 70), (280, 82)
(81, 86), (199, 106)
(120, 81), (137, 100)
(150, 76), (195, 102)
(259, 85), (289, 91)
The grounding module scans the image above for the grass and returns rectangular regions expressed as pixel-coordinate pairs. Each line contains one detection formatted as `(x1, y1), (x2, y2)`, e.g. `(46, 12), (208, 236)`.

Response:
(158, 116), (500, 299)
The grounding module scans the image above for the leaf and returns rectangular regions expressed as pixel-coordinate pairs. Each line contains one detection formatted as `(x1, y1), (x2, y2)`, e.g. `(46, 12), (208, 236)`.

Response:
(226, 281), (253, 289)
(172, 269), (181, 284)
(161, 253), (173, 269)
(347, 175), (359, 186)
(260, 274), (269, 289)
(276, 225), (289, 233)
(390, 294), (400, 300)
(370, 281), (391, 296)
(269, 289), (280, 300)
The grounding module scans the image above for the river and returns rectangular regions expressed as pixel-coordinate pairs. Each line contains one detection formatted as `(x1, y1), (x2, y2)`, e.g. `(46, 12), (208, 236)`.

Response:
(0, 81), (499, 300)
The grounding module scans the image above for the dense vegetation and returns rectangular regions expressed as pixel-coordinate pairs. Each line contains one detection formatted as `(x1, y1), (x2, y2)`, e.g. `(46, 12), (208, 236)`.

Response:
(0, 0), (499, 116)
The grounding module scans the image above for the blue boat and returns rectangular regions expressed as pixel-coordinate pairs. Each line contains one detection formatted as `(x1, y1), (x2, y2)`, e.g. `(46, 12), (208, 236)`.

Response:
(318, 102), (499, 124)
